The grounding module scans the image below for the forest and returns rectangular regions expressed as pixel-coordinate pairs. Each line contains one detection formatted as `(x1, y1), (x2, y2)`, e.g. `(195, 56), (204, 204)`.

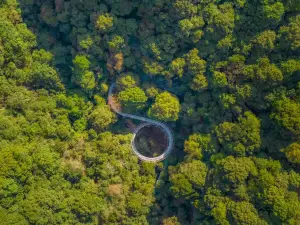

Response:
(0, 0), (300, 224)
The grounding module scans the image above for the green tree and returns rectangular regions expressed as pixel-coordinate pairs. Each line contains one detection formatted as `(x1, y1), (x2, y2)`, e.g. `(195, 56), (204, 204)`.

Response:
(89, 105), (116, 132)
(219, 93), (236, 109)
(203, 3), (235, 41)
(228, 201), (267, 225)
(185, 49), (206, 76)
(179, 16), (205, 42)
(108, 35), (125, 52)
(79, 71), (96, 93)
(244, 57), (283, 85)
(96, 14), (114, 32)
(190, 74), (208, 91)
(148, 92), (180, 122)
(117, 87), (148, 110)
(263, 2), (284, 22)
(215, 112), (261, 155)
(212, 71), (228, 88)
(254, 30), (277, 50)
(271, 97), (300, 136)
(116, 73), (139, 91)
(169, 160), (208, 199)
(173, 0), (198, 18)
(170, 58), (186, 78)
(162, 216), (181, 225)
(281, 142), (300, 165)
(184, 133), (216, 159)
(217, 156), (257, 185)
(72, 55), (95, 92)
(279, 15), (300, 50)
(280, 59), (300, 78)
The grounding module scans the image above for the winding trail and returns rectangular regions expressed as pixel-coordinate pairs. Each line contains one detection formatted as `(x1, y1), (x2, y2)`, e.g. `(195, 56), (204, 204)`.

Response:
(108, 83), (174, 162)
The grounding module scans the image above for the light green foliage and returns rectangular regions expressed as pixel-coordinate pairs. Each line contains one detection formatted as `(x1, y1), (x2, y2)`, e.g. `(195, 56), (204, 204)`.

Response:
(173, 0), (198, 18)
(116, 73), (139, 91)
(169, 160), (208, 198)
(280, 59), (300, 77)
(32, 49), (53, 64)
(228, 201), (268, 225)
(2, 1), (300, 224)
(145, 86), (159, 99)
(212, 71), (228, 88)
(211, 202), (230, 225)
(148, 92), (180, 122)
(96, 14), (113, 32)
(271, 97), (300, 136)
(162, 216), (181, 225)
(143, 60), (164, 76)
(244, 57), (283, 84)
(89, 105), (116, 132)
(282, 142), (300, 165)
(108, 35), (125, 52)
(73, 55), (90, 71)
(233, 0), (246, 8)
(127, 192), (151, 216)
(190, 74), (208, 91)
(263, 2), (284, 22)
(204, 3), (235, 39)
(217, 35), (233, 50)
(73, 118), (87, 132)
(72, 55), (95, 92)
(262, 185), (300, 222)
(99, 82), (109, 95)
(80, 71), (96, 92)
(117, 87), (148, 110)
(142, 34), (178, 62)
(279, 15), (300, 50)
(217, 156), (257, 185)
(179, 16), (205, 42)
(149, 43), (161, 60)
(254, 30), (276, 49)
(170, 58), (186, 78)
(219, 93), (236, 109)
(215, 112), (261, 155)
(184, 133), (216, 159)
(29, 62), (64, 91)
(213, 54), (245, 88)
(236, 84), (252, 100)
(79, 36), (93, 50)
(0, 207), (28, 225)
(185, 48), (206, 76)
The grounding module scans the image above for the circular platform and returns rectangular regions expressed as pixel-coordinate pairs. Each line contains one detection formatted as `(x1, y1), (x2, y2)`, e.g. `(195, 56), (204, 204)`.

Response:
(131, 123), (173, 162)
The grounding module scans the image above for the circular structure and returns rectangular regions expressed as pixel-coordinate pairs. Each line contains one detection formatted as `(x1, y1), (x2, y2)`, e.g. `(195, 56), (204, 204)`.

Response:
(131, 123), (173, 162)
(108, 83), (173, 162)
(133, 124), (168, 157)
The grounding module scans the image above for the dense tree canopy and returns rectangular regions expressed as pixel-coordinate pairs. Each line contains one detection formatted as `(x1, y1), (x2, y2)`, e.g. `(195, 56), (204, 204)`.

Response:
(0, 0), (300, 224)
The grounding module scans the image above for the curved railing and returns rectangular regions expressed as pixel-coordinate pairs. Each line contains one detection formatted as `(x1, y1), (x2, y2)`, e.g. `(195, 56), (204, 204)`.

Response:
(108, 84), (173, 162)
